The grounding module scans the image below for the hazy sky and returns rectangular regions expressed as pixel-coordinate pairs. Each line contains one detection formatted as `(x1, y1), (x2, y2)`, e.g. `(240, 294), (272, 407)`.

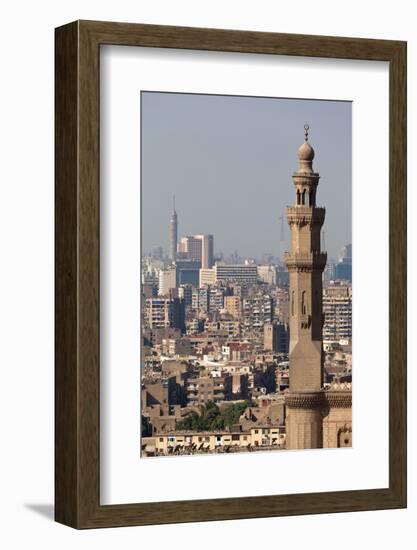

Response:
(141, 92), (352, 261)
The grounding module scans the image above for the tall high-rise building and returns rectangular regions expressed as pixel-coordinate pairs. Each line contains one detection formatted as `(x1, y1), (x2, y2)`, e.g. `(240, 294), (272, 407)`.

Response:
(169, 197), (178, 262)
(178, 234), (214, 268)
(335, 243), (352, 282)
(178, 236), (200, 261)
(284, 125), (327, 450)
(195, 234), (214, 269)
(174, 259), (200, 287)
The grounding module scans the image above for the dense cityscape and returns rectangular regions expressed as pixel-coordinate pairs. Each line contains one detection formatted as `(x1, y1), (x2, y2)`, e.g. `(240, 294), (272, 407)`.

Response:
(141, 128), (352, 457)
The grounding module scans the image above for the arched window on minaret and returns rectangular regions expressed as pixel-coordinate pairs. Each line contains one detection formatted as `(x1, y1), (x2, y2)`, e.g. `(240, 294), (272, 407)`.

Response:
(296, 190), (301, 205)
(291, 291), (295, 316)
(302, 189), (306, 205)
(301, 291), (307, 315)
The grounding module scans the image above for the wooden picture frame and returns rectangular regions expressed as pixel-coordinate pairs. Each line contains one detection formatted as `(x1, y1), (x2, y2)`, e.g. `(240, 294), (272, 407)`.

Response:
(55, 20), (407, 528)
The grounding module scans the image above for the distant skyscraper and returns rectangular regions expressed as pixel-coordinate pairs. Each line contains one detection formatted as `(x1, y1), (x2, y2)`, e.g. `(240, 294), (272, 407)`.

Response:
(178, 234), (214, 268)
(195, 234), (214, 269)
(324, 259), (336, 285)
(335, 243), (352, 282)
(175, 259), (201, 287)
(339, 244), (352, 261)
(178, 236), (201, 261)
(169, 197), (178, 262)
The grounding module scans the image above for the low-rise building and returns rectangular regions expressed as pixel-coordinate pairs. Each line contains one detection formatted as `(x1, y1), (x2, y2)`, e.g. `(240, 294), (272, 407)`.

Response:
(162, 338), (193, 357)
(186, 374), (232, 405)
(145, 425), (285, 456)
(144, 297), (185, 332)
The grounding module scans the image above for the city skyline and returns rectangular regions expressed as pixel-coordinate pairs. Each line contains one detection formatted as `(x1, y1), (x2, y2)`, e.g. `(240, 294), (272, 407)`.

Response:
(141, 92), (352, 261)
(147, 204), (351, 265)
(141, 123), (352, 458)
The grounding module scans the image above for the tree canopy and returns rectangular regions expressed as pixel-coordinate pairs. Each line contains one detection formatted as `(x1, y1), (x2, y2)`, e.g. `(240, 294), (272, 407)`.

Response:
(175, 400), (254, 432)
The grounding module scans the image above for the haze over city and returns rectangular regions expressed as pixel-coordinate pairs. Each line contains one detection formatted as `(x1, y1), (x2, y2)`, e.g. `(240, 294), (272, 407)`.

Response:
(141, 91), (352, 261)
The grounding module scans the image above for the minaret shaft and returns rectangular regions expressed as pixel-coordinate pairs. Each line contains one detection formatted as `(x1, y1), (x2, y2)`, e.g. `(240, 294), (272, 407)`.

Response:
(285, 191), (326, 391)
(284, 126), (327, 450)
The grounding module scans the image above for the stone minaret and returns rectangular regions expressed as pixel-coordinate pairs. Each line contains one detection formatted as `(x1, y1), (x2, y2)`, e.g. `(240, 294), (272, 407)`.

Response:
(169, 197), (178, 262)
(284, 125), (327, 450)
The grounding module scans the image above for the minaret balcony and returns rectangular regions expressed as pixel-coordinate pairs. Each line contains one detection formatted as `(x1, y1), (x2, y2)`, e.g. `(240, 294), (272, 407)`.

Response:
(292, 171), (320, 180)
(284, 251), (327, 272)
(287, 206), (325, 226)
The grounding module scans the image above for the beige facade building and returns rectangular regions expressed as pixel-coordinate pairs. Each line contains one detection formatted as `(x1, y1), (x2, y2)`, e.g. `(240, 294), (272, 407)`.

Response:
(142, 425), (285, 456)
(257, 265), (277, 285)
(284, 126), (352, 450)
(158, 267), (176, 296)
(195, 234), (214, 269)
(185, 374), (232, 405)
(215, 263), (258, 286)
(178, 234), (214, 268)
(144, 297), (184, 332)
(161, 337), (192, 357)
(224, 295), (242, 318)
(199, 267), (216, 287)
(199, 264), (258, 287)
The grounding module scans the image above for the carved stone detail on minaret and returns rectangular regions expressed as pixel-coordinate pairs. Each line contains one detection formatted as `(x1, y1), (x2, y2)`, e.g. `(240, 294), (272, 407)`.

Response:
(325, 391), (352, 409)
(287, 206), (326, 227)
(285, 392), (325, 410)
(284, 251), (327, 272)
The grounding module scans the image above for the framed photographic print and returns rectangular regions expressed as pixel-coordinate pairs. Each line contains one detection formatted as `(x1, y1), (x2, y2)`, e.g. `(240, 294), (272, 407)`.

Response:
(55, 20), (406, 528)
